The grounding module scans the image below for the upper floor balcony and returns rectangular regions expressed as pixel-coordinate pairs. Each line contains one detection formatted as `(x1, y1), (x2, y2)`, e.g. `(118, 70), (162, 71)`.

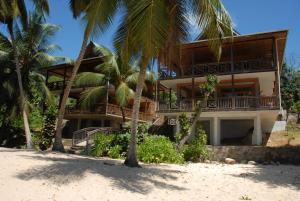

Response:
(65, 102), (155, 122)
(158, 95), (279, 113)
(47, 80), (99, 91)
(159, 58), (274, 80)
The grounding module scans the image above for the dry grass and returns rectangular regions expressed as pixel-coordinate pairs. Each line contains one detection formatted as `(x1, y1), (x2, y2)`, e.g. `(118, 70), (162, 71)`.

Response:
(266, 122), (300, 147)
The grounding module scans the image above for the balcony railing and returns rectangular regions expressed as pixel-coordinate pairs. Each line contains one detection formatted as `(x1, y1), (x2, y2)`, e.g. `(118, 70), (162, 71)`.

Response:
(65, 103), (154, 122)
(47, 81), (100, 91)
(159, 59), (274, 79)
(158, 96), (279, 112)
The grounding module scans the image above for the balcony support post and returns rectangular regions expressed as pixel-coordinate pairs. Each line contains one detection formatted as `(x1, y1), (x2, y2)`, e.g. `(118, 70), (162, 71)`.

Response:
(63, 66), (66, 88)
(212, 117), (220, 145)
(253, 114), (262, 145)
(192, 50), (195, 110)
(169, 88), (172, 110)
(273, 37), (282, 109)
(230, 43), (235, 96)
(156, 58), (160, 111)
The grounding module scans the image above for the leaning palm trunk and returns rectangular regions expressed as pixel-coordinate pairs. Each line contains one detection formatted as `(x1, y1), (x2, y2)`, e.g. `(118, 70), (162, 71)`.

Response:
(124, 58), (148, 167)
(52, 31), (89, 152)
(179, 96), (208, 146)
(8, 24), (33, 149)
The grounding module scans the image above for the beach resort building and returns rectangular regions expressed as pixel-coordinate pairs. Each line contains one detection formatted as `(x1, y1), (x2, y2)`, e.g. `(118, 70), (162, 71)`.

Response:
(157, 30), (288, 146)
(44, 30), (288, 146)
(44, 42), (156, 138)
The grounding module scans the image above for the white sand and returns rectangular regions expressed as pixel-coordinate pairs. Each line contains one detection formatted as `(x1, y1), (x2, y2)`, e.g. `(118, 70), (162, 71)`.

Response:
(0, 147), (299, 201)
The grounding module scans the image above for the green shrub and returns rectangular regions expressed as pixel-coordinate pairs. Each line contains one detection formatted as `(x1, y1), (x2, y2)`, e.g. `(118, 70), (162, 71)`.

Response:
(176, 113), (190, 143)
(39, 105), (57, 150)
(182, 128), (209, 162)
(91, 133), (114, 157)
(137, 135), (184, 164)
(108, 145), (123, 159)
(112, 131), (130, 153)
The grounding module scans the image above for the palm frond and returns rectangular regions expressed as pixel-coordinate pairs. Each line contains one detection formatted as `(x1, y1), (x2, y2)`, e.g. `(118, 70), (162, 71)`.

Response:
(75, 72), (105, 87)
(190, 0), (232, 60)
(115, 82), (134, 107)
(79, 86), (107, 109)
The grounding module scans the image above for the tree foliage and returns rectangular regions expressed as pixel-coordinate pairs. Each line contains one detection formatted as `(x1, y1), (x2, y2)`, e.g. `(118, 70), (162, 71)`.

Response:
(280, 62), (300, 114)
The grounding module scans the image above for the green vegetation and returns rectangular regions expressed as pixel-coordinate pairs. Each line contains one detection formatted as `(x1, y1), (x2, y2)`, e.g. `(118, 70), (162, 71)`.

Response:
(91, 133), (115, 157)
(89, 121), (209, 164)
(181, 128), (209, 162)
(1, 0), (233, 167)
(176, 113), (190, 143)
(281, 62), (300, 118)
(292, 101), (300, 123)
(137, 136), (184, 164)
(76, 44), (155, 124)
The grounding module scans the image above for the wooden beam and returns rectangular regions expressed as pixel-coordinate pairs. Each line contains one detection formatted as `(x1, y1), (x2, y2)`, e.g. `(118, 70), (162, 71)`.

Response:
(274, 38), (282, 108)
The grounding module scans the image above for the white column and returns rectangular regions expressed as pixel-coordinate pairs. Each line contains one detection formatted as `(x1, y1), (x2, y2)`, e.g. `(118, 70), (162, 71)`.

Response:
(253, 114), (262, 145)
(213, 117), (221, 145)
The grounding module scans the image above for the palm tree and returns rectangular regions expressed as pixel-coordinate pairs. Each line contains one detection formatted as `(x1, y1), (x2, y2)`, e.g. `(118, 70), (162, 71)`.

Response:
(0, 13), (63, 133)
(75, 44), (155, 124)
(0, 0), (50, 149)
(52, 0), (118, 152)
(114, 0), (232, 167)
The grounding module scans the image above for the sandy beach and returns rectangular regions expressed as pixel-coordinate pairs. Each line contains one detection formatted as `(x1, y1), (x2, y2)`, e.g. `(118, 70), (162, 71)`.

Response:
(0, 147), (299, 201)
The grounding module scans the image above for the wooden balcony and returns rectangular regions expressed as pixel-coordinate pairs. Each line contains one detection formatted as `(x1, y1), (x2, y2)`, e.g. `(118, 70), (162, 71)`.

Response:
(65, 103), (154, 122)
(47, 81), (98, 91)
(159, 59), (275, 80)
(158, 96), (279, 112)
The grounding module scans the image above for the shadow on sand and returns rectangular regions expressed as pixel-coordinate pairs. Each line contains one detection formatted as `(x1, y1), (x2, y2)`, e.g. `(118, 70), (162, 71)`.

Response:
(15, 152), (187, 194)
(227, 165), (300, 190)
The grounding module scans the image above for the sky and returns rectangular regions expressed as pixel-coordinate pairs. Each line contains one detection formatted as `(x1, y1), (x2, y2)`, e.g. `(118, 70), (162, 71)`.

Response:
(24, 0), (300, 67)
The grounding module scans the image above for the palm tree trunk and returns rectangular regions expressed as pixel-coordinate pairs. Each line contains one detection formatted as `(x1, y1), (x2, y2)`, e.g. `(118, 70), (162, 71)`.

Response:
(124, 57), (148, 167)
(52, 30), (89, 152)
(8, 23), (33, 149)
(179, 97), (207, 146)
(120, 107), (126, 125)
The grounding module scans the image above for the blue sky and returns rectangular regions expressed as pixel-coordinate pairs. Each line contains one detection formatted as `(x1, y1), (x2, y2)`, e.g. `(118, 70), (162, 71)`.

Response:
(26, 0), (300, 66)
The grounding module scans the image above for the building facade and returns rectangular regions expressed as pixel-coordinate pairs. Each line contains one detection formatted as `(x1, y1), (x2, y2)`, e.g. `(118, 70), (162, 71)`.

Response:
(44, 42), (156, 138)
(156, 30), (288, 145)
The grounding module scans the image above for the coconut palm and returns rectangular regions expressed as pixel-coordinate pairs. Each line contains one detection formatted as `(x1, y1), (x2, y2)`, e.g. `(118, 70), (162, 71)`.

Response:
(75, 44), (155, 124)
(52, 0), (118, 152)
(0, 0), (50, 149)
(0, 13), (63, 130)
(114, 0), (232, 167)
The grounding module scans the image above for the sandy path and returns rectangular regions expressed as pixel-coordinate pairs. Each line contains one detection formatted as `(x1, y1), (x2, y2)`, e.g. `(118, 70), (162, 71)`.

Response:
(0, 147), (299, 201)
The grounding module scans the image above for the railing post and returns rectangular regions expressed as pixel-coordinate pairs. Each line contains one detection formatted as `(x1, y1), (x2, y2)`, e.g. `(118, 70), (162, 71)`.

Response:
(85, 130), (90, 155)
(232, 96), (235, 109)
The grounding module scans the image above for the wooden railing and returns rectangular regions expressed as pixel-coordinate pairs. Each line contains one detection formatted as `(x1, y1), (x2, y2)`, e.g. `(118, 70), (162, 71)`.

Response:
(106, 103), (153, 122)
(72, 127), (118, 148)
(65, 103), (154, 122)
(159, 59), (274, 79)
(158, 96), (279, 112)
(47, 81), (101, 91)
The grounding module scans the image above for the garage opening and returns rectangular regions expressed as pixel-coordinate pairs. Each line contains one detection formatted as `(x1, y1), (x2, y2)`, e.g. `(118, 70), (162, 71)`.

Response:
(220, 119), (253, 145)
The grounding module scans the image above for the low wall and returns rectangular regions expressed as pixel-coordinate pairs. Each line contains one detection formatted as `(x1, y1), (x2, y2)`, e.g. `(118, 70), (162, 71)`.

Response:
(207, 145), (300, 165)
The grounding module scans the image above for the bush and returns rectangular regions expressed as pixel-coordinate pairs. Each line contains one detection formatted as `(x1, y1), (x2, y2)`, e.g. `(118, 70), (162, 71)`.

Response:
(112, 131), (130, 153)
(176, 113), (190, 143)
(108, 145), (123, 159)
(39, 105), (57, 150)
(182, 128), (209, 162)
(137, 135), (184, 164)
(91, 133), (114, 157)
